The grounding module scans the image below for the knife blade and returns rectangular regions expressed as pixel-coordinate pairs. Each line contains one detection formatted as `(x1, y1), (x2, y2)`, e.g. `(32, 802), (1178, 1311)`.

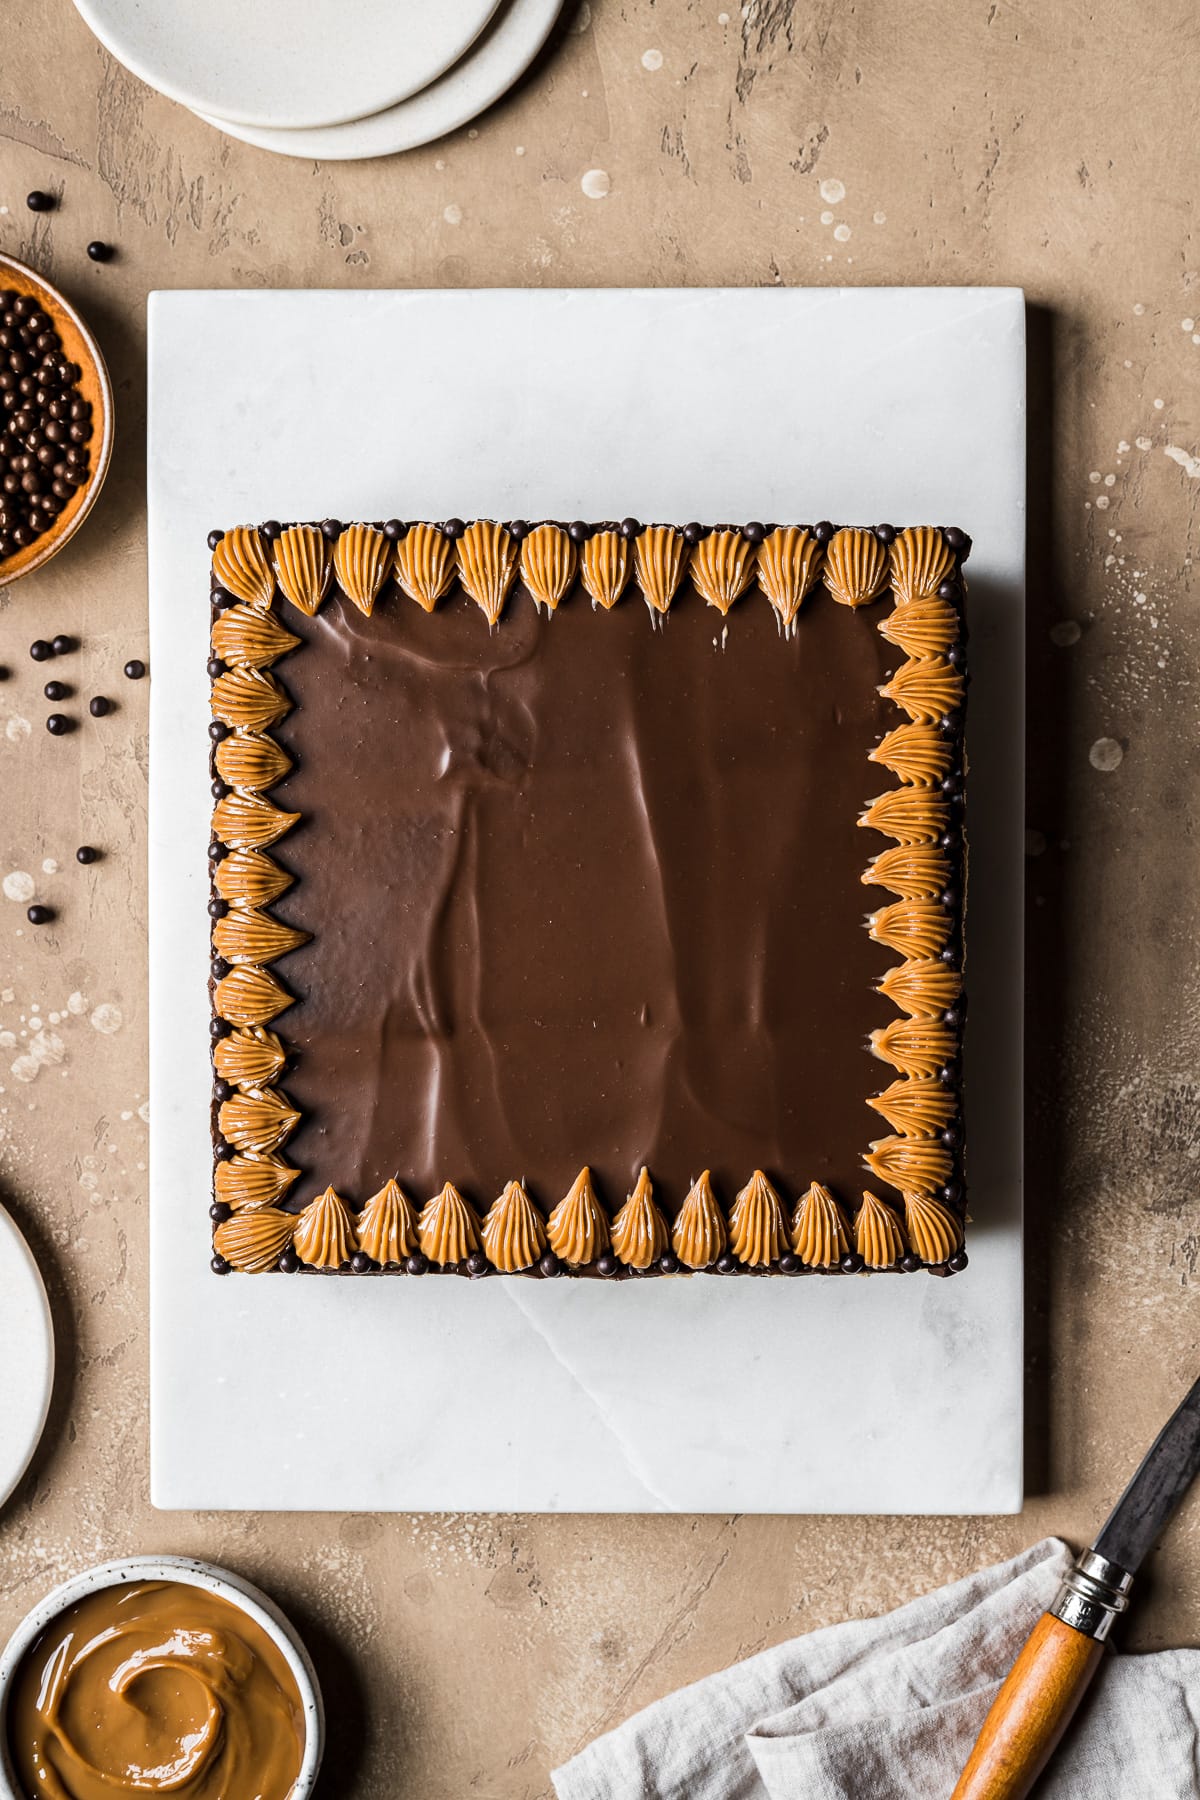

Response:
(951, 1370), (1200, 1800)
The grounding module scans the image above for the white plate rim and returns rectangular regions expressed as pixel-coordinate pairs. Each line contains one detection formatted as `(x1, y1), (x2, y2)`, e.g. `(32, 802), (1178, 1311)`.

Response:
(70, 0), (506, 131)
(195, 0), (564, 160)
(0, 1205), (54, 1512)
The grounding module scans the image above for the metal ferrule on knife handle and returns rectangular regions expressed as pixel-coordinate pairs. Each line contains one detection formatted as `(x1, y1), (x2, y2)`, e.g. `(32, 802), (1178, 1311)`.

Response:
(1049, 1549), (1133, 1642)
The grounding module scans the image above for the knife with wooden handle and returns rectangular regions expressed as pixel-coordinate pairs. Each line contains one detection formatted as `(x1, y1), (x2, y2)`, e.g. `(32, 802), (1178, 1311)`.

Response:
(952, 1372), (1200, 1800)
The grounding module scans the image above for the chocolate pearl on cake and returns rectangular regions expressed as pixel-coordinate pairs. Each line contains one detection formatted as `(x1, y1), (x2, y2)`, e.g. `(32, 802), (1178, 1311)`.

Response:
(210, 1018), (229, 1040)
(260, 518), (282, 540)
(208, 897), (227, 918)
(211, 1255), (231, 1275)
(441, 517), (464, 540)
(207, 658), (225, 679)
(76, 845), (100, 864)
(123, 659), (146, 679)
(505, 519), (528, 542)
(741, 521), (765, 545)
(947, 1249), (969, 1272)
(215, 1141), (234, 1161)
(209, 1201), (231, 1223)
(320, 517), (343, 540)
(900, 1253), (923, 1274)
(26, 190), (55, 212)
(51, 634), (75, 655)
(658, 1251), (680, 1275)
(45, 712), (72, 734)
(567, 520), (590, 545)
(207, 528), (224, 550)
(405, 1252), (428, 1276)
(26, 903), (54, 924)
(213, 1079), (233, 1105)
(208, 720), (228, 741)
(211, 956), (230, 980)
(779, 1253), (801, 1274)
(278, 1250), (299, 1273)
(208, 841), (227, 861)
(874, 523), (897, 544)
(43, 679), (69, 700)
(30, 639), (53, 661)
(382, 518), (405, 541)
(211, 779), (229, 799)
(944, 526), (971, 559)
(466, 1250), (490, 1276)
(681, 521), (704, 545)
(538, 1251), (562, 1278)
(618, 516), (641, 540)
(840, 1250), (864, 1274)
(812, 519), (835, 545)
(89, 695), (112, 717)
(350, 1251), (373, 1274)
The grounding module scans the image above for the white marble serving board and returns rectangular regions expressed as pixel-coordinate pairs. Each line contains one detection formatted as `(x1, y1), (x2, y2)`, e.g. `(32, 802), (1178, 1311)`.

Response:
(148, 288), (1025, 1513)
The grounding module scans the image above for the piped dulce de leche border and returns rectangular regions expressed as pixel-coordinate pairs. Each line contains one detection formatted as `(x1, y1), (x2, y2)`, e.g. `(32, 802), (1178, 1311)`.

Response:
(204, 517), (968, 1282)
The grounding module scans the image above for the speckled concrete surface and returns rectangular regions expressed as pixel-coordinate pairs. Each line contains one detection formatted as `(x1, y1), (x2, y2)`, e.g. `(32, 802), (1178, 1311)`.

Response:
(0, 1), (1198, 1794)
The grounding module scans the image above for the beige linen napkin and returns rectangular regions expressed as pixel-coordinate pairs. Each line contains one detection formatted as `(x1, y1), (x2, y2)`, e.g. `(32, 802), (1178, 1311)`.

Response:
(553, 1538), (1200, 1799)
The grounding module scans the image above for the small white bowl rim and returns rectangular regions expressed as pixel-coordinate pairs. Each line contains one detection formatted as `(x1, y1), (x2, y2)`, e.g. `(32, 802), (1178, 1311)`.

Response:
(0, 1555), (323, 1800)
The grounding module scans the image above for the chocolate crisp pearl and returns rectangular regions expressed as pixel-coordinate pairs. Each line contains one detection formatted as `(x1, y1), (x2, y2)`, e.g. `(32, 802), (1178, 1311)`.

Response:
(43, 679), (69, 700)
(75, 845), (100, 864)
(51, 634), (75, 655)
(25, 191), (55, 212)
(29, 639), (53, 662)
(45, 712), (71, 735)
(26, 904), (53, 924)
(89, 695), (112, 717)
(86, 241), (113, 263)
(123, 659), (146, 679)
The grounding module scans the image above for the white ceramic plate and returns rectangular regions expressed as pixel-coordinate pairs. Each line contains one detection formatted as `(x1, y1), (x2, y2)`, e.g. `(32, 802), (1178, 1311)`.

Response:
(71, 0), (504, 131)
(196, 0), (564, 160)
(0, 1206), (53, 1511)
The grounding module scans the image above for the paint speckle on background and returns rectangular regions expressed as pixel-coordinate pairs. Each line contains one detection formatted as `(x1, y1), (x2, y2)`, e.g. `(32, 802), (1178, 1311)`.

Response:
(90, 1002), (123, 1035)
(1089, 737), (1124, 772)
(442, 204), (462, 226)
(818, 178), (846, 204)
(833, 223), (851, 243)
(581, 169), (611, 200)
(641, 48), (663, 70)
(873, 210), (887, 224)
(5, 716), (31, 743)
(1164, 444), (1200, 479)
(1050, 620), (1082, 646)
(41, 858), (57, 875)
(66, 991), (88, 1016)
(3, 872), (35, 903)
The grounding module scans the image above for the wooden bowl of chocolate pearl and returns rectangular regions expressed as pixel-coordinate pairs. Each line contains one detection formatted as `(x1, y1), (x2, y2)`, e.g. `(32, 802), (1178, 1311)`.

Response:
(0, 253), (113, 590)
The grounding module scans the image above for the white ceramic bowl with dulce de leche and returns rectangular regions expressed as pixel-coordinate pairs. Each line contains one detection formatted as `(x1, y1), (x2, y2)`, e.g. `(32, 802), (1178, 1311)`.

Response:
(0, 1556), (324, 1800)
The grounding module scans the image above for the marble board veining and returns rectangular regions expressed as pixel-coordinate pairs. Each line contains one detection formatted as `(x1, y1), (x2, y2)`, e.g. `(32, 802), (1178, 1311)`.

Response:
(148, 287), (1024, 1512)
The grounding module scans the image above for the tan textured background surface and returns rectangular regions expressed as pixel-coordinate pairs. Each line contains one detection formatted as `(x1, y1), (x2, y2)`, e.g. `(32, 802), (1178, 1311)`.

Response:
(1, 0), (1199, 1793)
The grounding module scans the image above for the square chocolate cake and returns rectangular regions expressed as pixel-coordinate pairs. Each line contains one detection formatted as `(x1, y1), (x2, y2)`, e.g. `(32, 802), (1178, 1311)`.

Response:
(206, 518), (968, 1282)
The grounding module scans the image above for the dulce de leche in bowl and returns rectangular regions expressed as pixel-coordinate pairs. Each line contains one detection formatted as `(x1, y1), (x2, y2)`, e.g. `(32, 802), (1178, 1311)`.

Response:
(0, 1560), (321, 1800)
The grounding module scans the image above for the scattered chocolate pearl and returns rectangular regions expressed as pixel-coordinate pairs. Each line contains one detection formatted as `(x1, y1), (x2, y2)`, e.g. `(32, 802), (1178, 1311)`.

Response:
(441, 517), (464, 540)
(45, 712), (72, 734)
(681, 521), (704, 546)
(618, 516), (641, 540)
(350, 1251), (373, 1274)
(51, 633), (75, 655)
(505, 519), (528, 542)
(89, 694), (112, 717)
(206, 658), (224, 679)
(26, 190), (55, 212)
(75, 844), (100, 864)
(320, 518), (343, 541)
(466, 1250), (489, 1276)
(30, 639), (53, 661)
(209, 1201), (231, 1223)
(26, 903), (54, 925)
(123, 658), (146, 679)
(874, 523), (897, 544)
(538, 1250), (562, 1278)
(382, 518), (404, 541)
(840, 1250), (864, 1274)
(43, 679), (69, 700)
(0, 667), (8, 680)
(207, 529), (224, 550)
(812, 519), (835, 545)
(779, 1253), (801, 1274)
(208, 720), (228, 741)
(211, 1255), (231, 1275)
(595, 1253), (619, 1278)
(741, 521), (765, 545)
(213, 1078), (233, 1102)
(947, 1249), (969, 1273)
(658, 1251), (680, 1275)
(567, 520), (589, 545)
(900, 1252), (923, 1274)
(405, 1252), (428, 1275)
(277, 1250), (299, 1273)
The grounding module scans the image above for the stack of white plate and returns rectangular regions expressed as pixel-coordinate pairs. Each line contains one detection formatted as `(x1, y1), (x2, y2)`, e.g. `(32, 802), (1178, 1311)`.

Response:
(71, 0), (565, 160)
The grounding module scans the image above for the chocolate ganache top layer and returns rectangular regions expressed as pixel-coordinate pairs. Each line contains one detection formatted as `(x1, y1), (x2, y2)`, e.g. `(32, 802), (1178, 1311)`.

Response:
(207, 520), (969, 1279)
